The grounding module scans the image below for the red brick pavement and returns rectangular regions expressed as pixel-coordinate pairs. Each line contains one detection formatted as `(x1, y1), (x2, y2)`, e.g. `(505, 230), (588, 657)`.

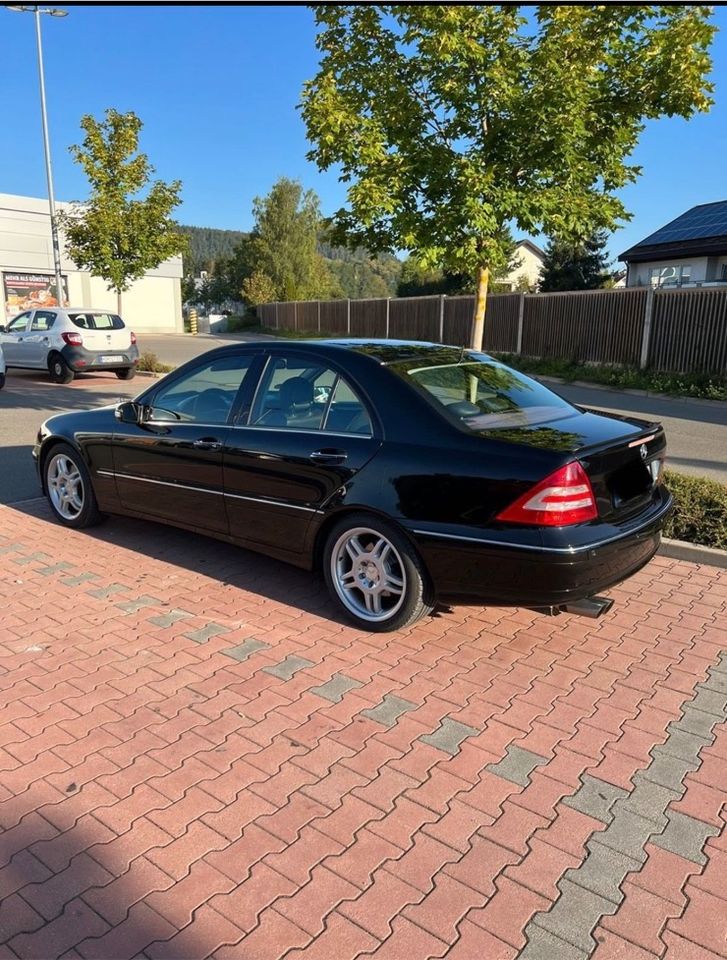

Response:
(0, 500), (725, 959)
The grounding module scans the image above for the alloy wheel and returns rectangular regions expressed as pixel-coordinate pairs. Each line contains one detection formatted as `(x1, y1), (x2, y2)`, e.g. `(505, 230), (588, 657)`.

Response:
(47, 453), (84, 520)
(330, 526), (406, 623)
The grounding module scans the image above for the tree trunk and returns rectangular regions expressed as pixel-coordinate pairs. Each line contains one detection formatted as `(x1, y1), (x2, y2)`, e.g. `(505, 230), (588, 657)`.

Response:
(469, 264), (490, 351)
(116, 290), (122, 317)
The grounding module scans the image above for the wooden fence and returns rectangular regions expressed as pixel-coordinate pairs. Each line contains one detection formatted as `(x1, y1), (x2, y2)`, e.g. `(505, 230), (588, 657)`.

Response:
(257, 285), (727, 376)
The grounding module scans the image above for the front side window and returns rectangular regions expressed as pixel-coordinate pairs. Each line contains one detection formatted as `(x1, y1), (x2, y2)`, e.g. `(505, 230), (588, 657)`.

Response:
(7, 312), (30, 333)
(148, 354), (255, 425)
(393, 356), (579, 432)
(32, 311), (56, 332)
(249, 354), (372, 435)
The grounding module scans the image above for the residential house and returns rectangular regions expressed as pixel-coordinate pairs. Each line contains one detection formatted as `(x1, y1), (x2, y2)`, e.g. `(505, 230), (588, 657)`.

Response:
(620, 200), (727, 288)
(500, 239), (545, 291)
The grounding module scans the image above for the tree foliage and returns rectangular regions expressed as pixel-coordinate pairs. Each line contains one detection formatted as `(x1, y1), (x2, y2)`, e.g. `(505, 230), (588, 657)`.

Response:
(301, 5), (715, 345)
(60, 109), (186, 305)
(539, 230), (612, 292)
(178, 225), (247, 276)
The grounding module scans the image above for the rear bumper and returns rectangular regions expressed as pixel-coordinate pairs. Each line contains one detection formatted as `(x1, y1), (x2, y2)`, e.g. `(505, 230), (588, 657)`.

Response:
(61, 343), (139, 371)
(406, 489), (673, 606)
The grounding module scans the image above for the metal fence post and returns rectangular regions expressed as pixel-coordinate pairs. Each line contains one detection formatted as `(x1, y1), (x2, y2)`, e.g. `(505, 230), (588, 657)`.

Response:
(516, 293), (525, 355)
(439, 295), (445, 343)
(275, 302), (279, 329)
(640, 287), (655, 370)
(317, 300), (321, 333)
(294, 301), (298, 332)
(386, 298), (390, 339)
(347, 298), (351, 335)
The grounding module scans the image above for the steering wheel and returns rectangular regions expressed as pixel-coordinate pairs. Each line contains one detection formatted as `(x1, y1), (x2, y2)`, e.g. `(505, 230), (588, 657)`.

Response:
(190, 387), (233, 422)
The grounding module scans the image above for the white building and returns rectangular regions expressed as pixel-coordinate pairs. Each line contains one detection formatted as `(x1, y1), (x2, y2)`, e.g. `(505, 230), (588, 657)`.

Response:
(620, 201), (727, 288)
(0, 193), (183, 331)
(500, 239), (545, 291)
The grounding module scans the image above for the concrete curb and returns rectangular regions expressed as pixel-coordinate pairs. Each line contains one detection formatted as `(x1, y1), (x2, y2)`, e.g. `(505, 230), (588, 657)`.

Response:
(659, 537), (727, 569)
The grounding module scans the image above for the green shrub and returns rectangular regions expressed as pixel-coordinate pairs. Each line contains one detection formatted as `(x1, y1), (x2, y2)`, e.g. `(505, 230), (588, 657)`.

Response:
(494, 354), (727, 402)
(664, 470), (727, 550)
(136, 351), (174, 374)
(226, 314), (261, 332)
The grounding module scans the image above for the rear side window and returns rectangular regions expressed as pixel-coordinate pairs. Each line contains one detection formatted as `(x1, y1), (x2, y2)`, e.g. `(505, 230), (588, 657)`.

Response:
(394, 357), (579, 431)
(69, 312), (124, 330)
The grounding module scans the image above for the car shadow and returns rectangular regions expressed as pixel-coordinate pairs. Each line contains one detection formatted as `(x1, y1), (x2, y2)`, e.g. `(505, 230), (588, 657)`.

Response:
(9, 498), (456, 630)
(0, 375), (140, 415)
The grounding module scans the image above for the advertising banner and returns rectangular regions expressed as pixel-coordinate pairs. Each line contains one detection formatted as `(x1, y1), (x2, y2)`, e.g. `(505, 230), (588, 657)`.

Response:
(3, 272), (68, 317)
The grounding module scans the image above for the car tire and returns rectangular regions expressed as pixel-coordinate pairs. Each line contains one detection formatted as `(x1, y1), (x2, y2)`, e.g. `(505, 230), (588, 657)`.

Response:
(44, 442), (103, 529)
(115, 367), (136, 381)
(323, 512), (435, 631)
(48, 352), (74, 384)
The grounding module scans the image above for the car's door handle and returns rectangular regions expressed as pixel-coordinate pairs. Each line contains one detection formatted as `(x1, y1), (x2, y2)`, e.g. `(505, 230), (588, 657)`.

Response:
(192, 438), (223, 450)
(309, 448), (348, 463)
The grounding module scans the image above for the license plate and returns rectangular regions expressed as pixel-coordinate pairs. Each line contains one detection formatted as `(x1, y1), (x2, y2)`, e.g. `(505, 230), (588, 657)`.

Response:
(98, 355), (124, 363)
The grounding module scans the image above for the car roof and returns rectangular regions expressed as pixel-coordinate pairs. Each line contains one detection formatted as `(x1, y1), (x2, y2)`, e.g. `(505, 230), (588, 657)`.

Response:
(227, 338), (484, 365)
(60, 307), (118, 313)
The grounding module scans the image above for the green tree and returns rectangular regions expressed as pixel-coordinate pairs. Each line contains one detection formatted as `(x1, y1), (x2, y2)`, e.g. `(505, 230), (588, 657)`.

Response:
(242, 177), (336, 303)
(301, 5), (714, 347)
(60, 109), (186, 314)
(539, 230), (612, 292)
(241, 270), (277, 306)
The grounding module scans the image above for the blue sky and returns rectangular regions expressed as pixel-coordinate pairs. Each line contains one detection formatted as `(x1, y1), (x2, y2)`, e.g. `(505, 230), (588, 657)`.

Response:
(2, 3), (726, 265)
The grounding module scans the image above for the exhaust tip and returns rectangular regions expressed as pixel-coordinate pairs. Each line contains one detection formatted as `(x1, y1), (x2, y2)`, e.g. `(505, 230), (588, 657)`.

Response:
(561, 595), (614, 619)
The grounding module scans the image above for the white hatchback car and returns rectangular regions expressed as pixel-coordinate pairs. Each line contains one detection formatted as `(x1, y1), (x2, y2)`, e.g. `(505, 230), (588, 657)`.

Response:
(0, 307), (139, 383)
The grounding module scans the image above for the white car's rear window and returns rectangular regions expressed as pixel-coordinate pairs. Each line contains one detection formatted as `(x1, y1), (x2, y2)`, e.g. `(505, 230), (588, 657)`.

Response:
(69, 313), (125, 330)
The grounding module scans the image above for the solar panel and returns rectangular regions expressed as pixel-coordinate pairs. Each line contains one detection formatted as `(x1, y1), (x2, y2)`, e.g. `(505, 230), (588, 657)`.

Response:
(637, 201), (727, 246)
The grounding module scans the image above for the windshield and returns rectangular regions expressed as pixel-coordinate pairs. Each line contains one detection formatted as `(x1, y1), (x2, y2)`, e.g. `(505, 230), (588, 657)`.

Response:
(393, 356), (580, 431)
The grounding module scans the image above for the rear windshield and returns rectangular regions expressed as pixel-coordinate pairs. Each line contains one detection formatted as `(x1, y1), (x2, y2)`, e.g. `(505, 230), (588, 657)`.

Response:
(69, 312), (125, 330)
(393, 356), (580, 431)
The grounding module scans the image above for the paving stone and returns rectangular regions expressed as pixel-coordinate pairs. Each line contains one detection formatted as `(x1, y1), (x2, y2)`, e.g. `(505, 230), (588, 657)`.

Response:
(652, 810), (720, 865)
(696, 674), (727, 697)
(420, 718), (479, 756)
(37, 561), (74, 576)
(116, 595), (161, 613)
(641, 753), (700, 791)
(533, 879), (618, 953)
(263, 656), (314, 680)
(184, 622), (231, 644)
(310, 674), (363, 703)
(591, 809), (655, 863)
(148, 609), (194, 628)
(61, 572), (100, 586)
(618, 775), (682, 825)
(684, 693), (727, 722)
(660, 725), (713, 761)
(222, 638), (270, 662)
(674, 694), (725, 740)
(87, 583), (127, 599)
(562, 775), (629, 824)
(14, 552), (51, 565)
(519, 925), (588, 960)
(361, 695), (417, 728)
(567, 841), (640, 904)
(486, 745), (549, 787)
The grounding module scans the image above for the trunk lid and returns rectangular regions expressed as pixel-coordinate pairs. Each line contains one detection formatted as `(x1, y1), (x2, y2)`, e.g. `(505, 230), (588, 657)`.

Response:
(479, 408), (666, 523)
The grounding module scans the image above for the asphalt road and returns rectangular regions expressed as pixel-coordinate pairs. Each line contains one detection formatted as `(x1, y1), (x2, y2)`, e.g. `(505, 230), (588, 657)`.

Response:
(1, 336), (725, 506)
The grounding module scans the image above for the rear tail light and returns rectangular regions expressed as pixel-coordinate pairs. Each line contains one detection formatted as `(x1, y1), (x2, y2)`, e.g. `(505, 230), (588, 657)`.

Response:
(130, 331), (137, 345)
(61, 331), (83, 347)
(496, 461), (598, 526)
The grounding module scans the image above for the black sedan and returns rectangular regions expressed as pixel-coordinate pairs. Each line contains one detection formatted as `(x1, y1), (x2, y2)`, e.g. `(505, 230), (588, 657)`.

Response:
(33, 340), (672, 631)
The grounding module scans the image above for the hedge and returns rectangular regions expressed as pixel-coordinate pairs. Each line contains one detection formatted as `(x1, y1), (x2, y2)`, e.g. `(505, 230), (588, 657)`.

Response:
(664, 470), (727, 551)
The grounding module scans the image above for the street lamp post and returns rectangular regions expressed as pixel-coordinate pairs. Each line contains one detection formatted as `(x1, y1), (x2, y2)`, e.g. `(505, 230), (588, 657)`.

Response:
(6, 4), (67, 306)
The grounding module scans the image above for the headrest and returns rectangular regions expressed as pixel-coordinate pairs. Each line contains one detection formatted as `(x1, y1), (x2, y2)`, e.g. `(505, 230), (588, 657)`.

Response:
(279, 376), (313, 409)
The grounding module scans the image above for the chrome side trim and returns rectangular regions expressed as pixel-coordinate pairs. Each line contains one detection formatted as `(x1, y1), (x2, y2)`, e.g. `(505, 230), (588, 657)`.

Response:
(97, 469), (317, 513)
(410, 499), (671, 556)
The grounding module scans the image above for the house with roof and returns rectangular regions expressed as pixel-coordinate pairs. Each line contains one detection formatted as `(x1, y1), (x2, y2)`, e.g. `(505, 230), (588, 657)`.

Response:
(620, 201), (727, 288)
(500, 239), (545, 291)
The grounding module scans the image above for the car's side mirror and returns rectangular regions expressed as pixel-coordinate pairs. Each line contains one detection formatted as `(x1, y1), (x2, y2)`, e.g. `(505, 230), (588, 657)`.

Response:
(114, 400), (145, 424)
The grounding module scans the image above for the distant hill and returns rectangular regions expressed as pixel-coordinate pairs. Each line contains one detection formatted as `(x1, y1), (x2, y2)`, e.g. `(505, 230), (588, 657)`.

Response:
(178, 225), (247, 275)
(180, 224), (402, 300)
